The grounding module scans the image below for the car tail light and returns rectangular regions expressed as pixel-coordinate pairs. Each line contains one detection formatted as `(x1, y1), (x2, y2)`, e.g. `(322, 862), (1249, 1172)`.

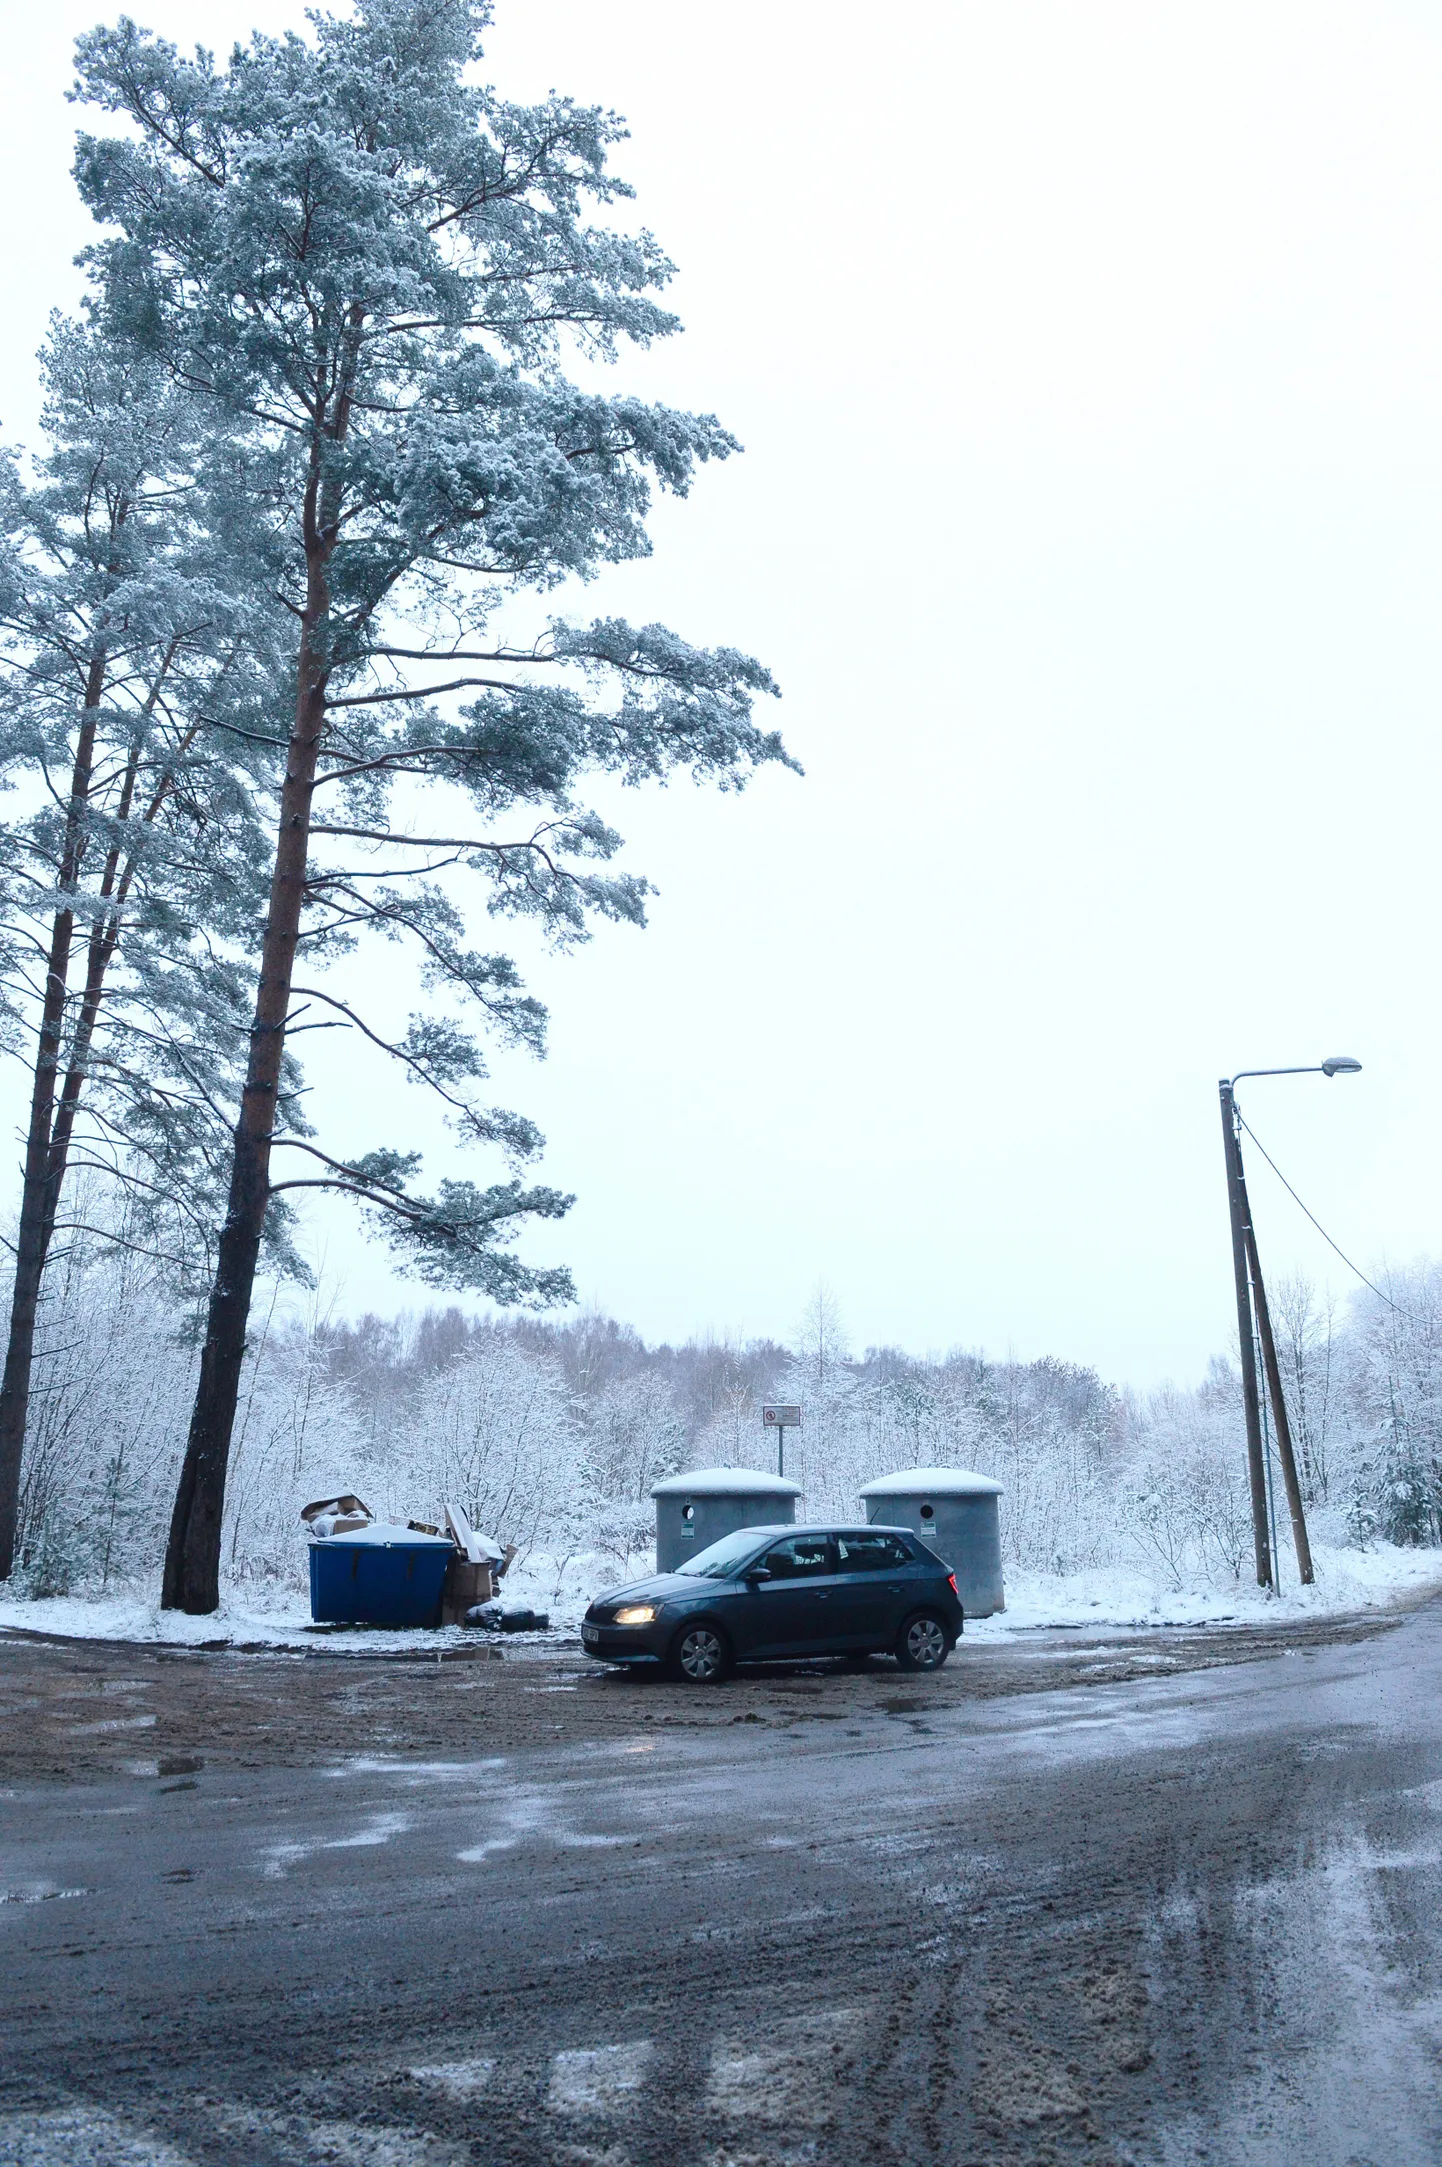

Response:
(947, 1573), (959, 1596)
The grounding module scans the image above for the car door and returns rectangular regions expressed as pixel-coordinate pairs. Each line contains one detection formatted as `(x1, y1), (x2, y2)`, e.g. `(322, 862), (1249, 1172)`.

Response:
(831, 1531), (916, 1648)
(737, 1533), (840, 1657)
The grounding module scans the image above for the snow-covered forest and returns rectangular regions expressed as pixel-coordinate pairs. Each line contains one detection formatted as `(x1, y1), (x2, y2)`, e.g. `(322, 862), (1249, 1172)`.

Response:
(0, 0), (1433, 1638)
(9, 1240), (1440, 1612)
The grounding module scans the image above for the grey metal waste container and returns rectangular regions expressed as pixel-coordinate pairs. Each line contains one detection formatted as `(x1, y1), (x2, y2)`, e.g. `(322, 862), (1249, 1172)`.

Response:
(651, 1467), (802, 1573)
(858, 1466), (1005, 1616)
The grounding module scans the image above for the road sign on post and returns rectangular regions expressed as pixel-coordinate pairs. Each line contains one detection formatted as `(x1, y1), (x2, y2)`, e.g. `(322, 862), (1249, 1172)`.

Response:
(762, 1404), (802, 1477)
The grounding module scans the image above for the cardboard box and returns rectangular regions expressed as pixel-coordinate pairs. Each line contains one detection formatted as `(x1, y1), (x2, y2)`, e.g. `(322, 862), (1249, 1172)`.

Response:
(440, 1555), (496, 1624)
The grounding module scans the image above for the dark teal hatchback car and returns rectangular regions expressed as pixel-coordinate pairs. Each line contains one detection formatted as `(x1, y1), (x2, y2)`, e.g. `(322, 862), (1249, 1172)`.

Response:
(580, 1523), (964, 1682)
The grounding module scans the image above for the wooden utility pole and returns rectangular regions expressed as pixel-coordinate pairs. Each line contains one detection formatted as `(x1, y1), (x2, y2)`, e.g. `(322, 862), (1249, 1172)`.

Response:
(1239, 1180), (1315, 1585)
(1219, 1080), (1272, 1589)
(1218, 1058), (1359, 1590)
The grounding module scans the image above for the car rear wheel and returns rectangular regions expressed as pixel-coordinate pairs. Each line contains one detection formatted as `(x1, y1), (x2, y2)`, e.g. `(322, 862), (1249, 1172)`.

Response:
(895, 1611), (950, 1673)
(670, 1622), (731, 1684)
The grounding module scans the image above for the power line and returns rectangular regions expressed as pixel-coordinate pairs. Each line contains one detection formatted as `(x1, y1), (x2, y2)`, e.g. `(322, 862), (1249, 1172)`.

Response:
(1235, 1110), (1416, 1321)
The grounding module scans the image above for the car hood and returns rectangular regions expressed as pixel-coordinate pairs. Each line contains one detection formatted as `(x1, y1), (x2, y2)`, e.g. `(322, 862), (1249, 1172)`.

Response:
(590, 1571), (722, 1609)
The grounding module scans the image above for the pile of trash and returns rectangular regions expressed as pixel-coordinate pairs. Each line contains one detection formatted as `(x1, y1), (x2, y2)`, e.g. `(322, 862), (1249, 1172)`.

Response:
(302, 1493), (548, 1632)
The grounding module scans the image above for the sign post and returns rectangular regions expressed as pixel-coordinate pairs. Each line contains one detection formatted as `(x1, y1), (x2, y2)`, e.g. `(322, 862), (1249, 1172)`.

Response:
(761, 1403), (802, 1478)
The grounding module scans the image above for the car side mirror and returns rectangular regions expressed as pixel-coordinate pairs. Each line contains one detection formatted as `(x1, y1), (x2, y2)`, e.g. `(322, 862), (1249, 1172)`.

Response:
(743, 1566), (772, 1584)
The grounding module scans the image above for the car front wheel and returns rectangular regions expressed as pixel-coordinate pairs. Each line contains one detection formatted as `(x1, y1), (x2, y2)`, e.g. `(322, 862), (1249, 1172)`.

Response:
(896, 1611), (950, 1673)
(671, 1622), (731, 1684)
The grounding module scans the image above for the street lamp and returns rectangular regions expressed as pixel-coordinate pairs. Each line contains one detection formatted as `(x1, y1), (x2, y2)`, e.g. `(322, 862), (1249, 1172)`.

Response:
(1229, 1057), (1363, 1084)
(1218, 1058), (1362, 1592)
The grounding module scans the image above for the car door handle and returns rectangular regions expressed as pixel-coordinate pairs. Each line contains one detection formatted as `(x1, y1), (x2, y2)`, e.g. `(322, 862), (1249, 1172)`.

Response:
(887, 1584), (902, 1593)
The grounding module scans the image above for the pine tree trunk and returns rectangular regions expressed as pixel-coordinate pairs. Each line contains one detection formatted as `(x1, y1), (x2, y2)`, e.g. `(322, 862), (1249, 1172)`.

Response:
(0, 661), (105, 1580)
(163, 330), (359, 1614)
(0, 889), (147, 1578)
(0, 929), (75, 1580)
(161, 605), (328, 1612)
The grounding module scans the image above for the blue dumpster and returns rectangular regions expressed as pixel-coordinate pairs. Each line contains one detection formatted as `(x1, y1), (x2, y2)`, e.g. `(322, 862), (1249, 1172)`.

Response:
(308, 1524), (454, 1627)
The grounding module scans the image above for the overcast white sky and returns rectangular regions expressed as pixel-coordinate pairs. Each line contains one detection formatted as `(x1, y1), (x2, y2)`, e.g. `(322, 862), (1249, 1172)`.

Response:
(2, 0), (1441, 1384)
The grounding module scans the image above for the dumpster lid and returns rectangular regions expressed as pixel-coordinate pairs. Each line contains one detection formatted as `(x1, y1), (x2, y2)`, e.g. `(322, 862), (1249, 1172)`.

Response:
(650, 1465), (804, 1499)
(308, 1519), (454, 1545)
(300, 1492), (372, 1524)
(859, 1466), (1004, 1498)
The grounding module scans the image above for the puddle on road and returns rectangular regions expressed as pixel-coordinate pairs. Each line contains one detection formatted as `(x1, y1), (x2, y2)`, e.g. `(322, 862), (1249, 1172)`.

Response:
(260, 1811), (414, 1879)
(455, 1786), (632, 1865)
(326, 1756), (508, 1781)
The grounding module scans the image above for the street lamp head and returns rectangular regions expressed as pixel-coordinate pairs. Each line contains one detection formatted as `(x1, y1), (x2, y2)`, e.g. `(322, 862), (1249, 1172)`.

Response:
(1226, 1056), (1365, 1088)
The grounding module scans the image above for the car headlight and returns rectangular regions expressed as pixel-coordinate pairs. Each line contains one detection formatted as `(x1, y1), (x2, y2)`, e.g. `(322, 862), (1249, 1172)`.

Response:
(613, 1604), (658, 1626)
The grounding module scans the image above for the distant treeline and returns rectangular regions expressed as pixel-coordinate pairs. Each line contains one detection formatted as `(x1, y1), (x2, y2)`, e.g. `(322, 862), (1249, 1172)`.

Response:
(10, 1247), (1441, 1603)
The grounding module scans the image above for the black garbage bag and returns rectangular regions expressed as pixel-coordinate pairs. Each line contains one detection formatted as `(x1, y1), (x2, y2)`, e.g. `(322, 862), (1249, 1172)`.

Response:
(465, 1600), (550, 1632)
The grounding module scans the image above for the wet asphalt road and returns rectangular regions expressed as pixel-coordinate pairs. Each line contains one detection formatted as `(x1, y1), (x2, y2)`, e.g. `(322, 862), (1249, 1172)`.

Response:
(3, 1606), (1441, 2167)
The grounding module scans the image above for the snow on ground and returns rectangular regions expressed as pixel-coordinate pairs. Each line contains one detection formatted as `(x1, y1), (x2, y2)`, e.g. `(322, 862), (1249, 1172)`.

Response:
(0, 1551), (613, 1654)
(0, 1585), (483, 1655)
(2, 1542), (1440, 1652)
(965, 1542), (1442, 1639)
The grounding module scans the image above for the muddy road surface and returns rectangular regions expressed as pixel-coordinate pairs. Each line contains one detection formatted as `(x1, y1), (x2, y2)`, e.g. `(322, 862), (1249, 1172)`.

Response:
(2, 1604), (1440, 2165)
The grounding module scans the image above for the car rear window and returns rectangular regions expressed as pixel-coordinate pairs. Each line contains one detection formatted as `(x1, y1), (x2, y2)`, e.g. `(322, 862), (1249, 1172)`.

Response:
(835, 1532), (913, 1572)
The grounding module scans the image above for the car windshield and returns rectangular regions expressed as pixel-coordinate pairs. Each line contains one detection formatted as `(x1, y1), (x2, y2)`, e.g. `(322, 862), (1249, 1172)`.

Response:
(678, 1529), (772, 1578)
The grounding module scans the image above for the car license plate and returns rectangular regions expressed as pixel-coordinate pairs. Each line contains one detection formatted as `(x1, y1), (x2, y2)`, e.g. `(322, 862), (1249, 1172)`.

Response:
(582, 1624), (599, 1644)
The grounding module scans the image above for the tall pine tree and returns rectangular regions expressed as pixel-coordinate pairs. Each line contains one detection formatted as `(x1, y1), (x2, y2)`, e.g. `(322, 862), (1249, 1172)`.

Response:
(72, 0), (789, 1610)
(0, 323), (284, 1579)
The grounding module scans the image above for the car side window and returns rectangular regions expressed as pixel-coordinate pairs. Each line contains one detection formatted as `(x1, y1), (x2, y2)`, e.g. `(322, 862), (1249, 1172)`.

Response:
(763, 1534), (835, 1578)
(835, 1533), (912, 1572)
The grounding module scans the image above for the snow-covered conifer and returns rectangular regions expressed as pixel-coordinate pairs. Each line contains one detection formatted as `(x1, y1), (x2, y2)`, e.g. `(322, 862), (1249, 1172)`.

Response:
(69, 0), (789, 1609)
(0, 323), (285, 1577)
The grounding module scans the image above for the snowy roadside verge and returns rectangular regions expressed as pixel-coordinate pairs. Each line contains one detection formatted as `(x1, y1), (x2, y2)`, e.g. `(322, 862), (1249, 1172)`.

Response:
(965, 1541), (1442, 1638)
(0, 1590), (517, 1656)
(0, 1567), (577, 1655)
(0, 1551), (621, 1653)
(2, 1541), (1439, 1653)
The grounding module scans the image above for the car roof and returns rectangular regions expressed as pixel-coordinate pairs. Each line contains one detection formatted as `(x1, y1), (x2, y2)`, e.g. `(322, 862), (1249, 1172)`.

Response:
(756, 1522), (918, 1539)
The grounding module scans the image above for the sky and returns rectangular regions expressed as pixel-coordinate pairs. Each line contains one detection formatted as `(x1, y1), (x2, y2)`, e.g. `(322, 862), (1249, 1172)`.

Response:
(1, 0), (1441, 1386)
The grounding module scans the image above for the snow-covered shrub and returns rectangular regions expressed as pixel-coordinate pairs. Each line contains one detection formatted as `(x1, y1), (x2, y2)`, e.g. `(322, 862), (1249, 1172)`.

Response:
(580, 1371), (686, 1571)
(1118, 1377), (1252, 1590)
(222, 1300), (368, 1594)
(1338, 1268), (1442, 1547)
(384, 1332), (580, 1560)
(10, 1241), (195, 1595)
